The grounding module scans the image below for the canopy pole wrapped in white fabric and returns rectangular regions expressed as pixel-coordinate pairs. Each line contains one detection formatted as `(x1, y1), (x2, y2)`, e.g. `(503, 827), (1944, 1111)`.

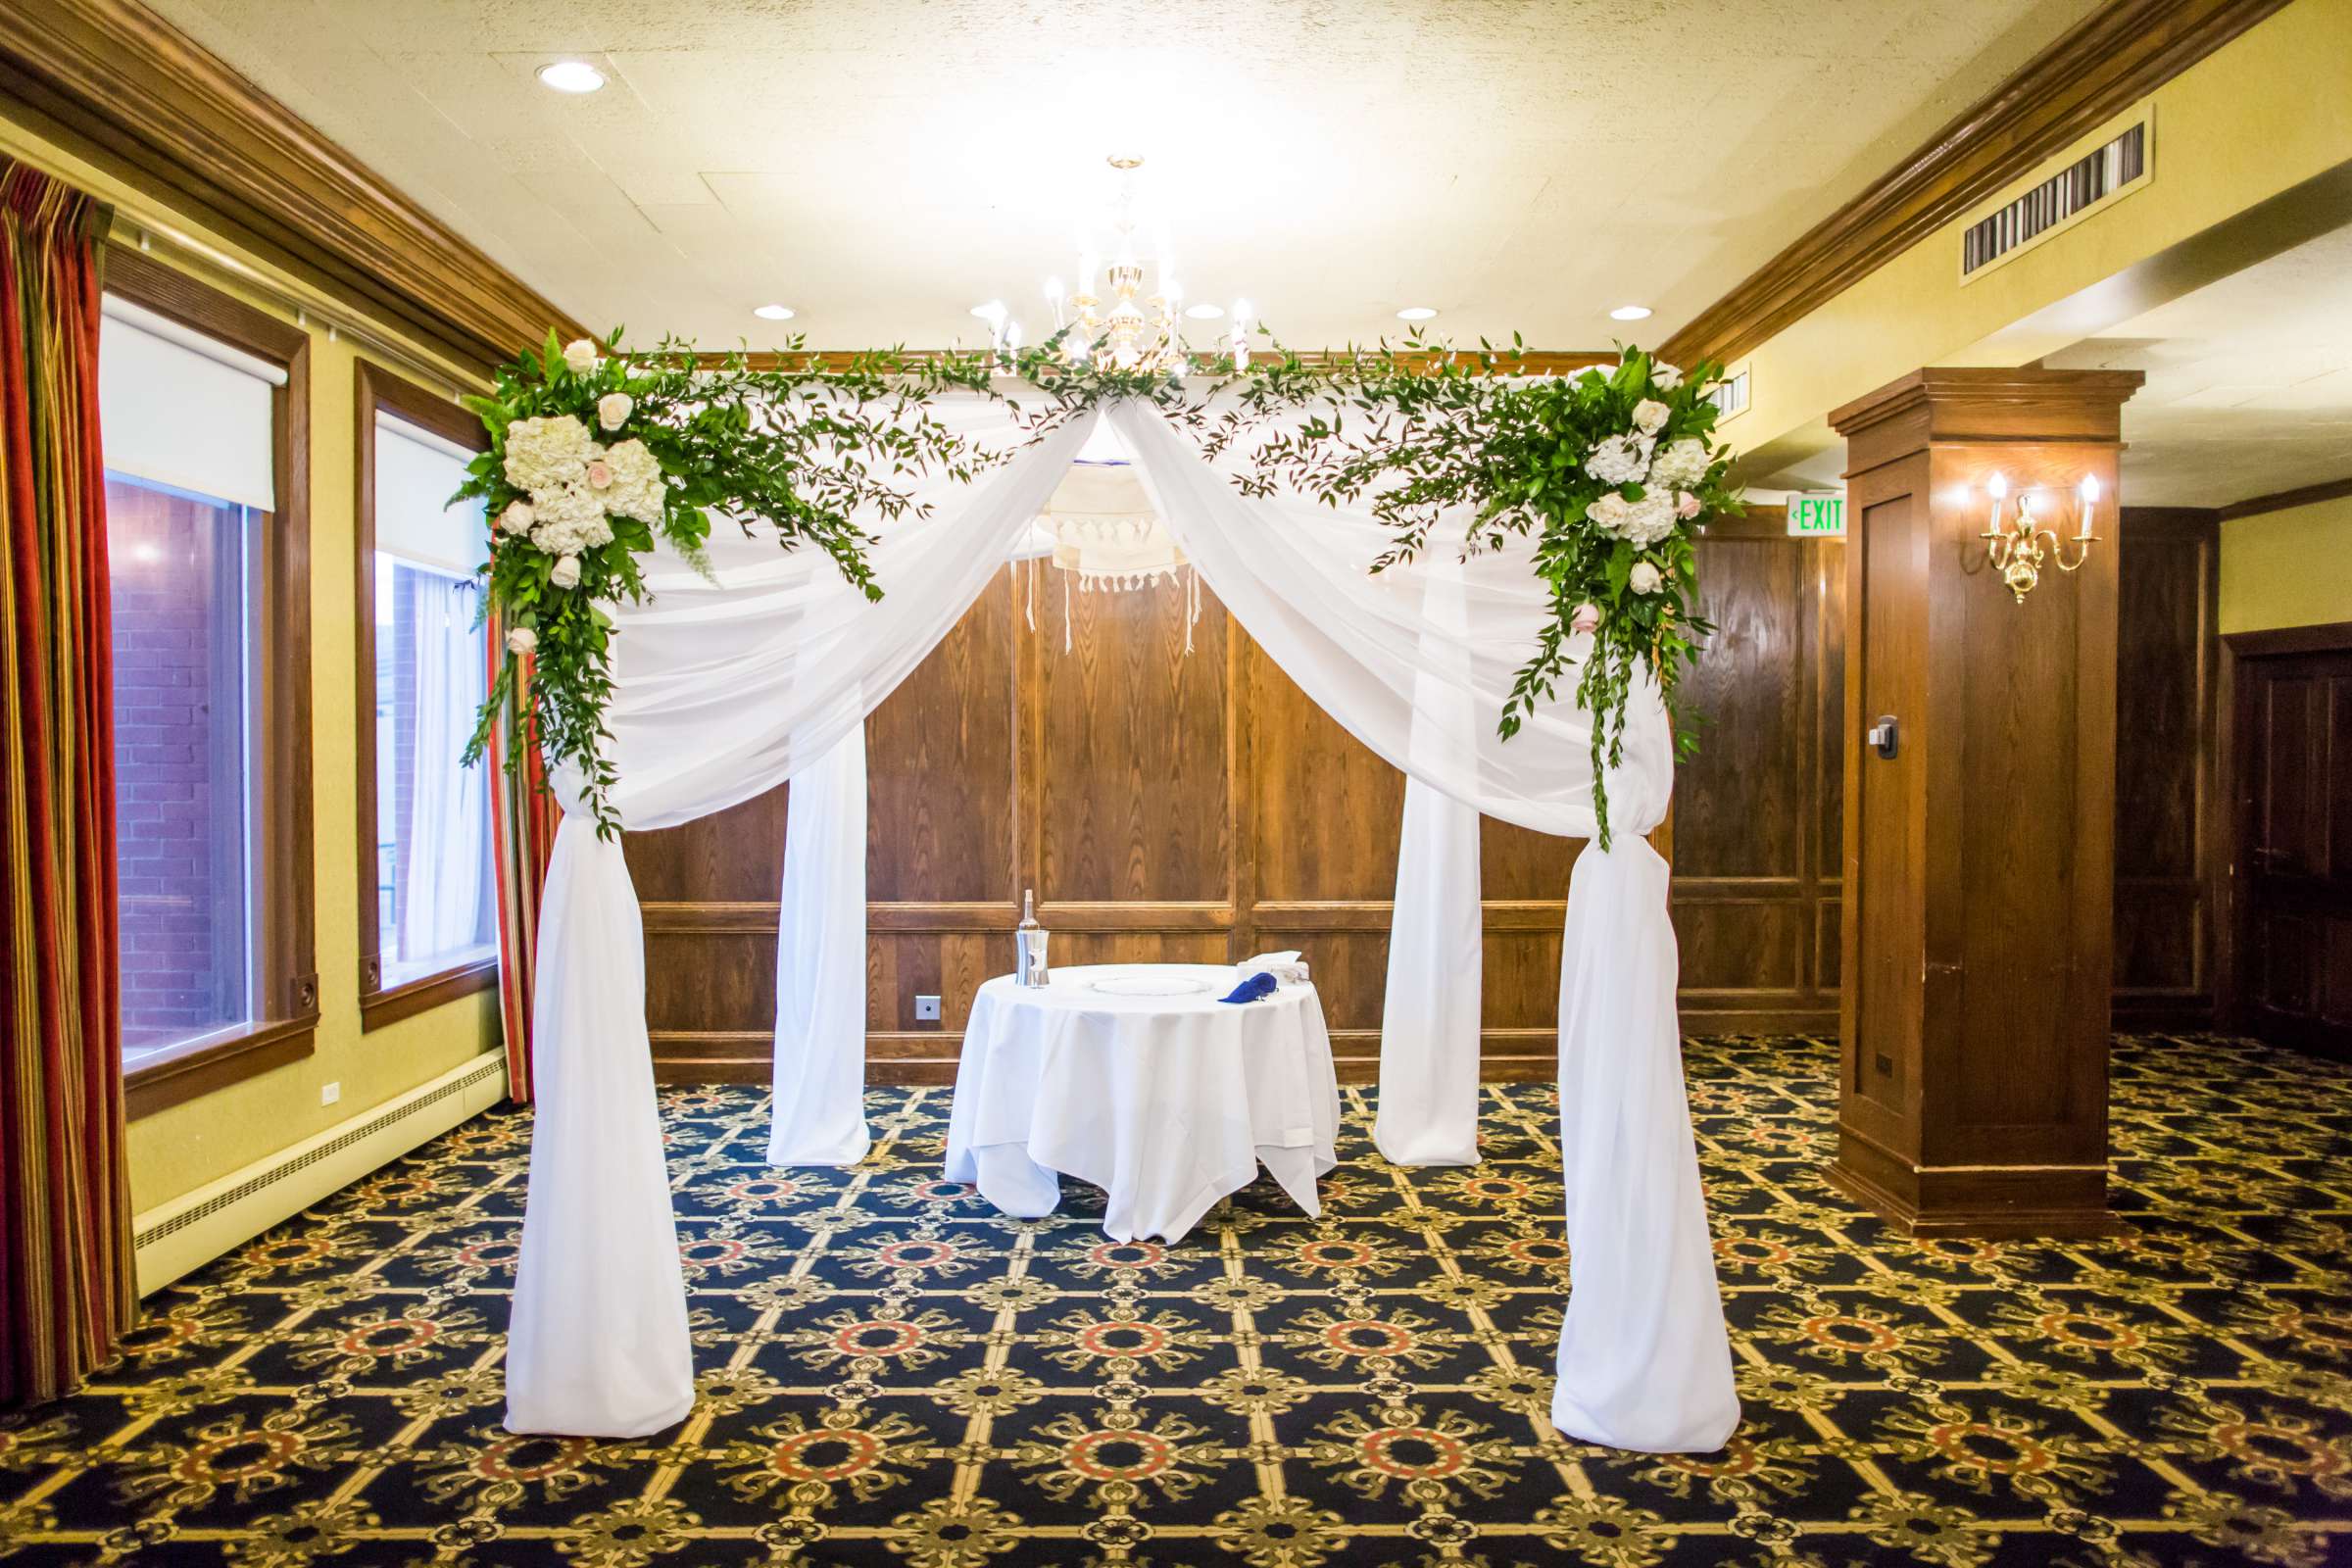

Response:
(769, 723), (872, 1166)
(1377, 782), (1484, 1166)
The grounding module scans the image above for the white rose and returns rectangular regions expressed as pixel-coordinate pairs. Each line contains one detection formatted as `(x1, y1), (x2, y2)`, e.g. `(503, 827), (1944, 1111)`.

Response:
(597, 391), (633, 430)
(502, 414), (594, 491)
(549, 554), (582, 589)
(562, 339), (600, 375)
(1649, 437), (1710, 490)
(1586, 491), (1634, 535)
(1651, 362), (1684, 391)
(1632, 399), (1670, 435)
(498, 500), (535, 536)
(1587, 433), (1653, 487)
(506, 626), (538, 654)
(1629, 562), (1664, 595)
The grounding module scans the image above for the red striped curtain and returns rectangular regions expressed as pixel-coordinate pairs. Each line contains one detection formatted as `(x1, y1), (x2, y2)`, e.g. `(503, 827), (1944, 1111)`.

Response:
(487, 638), (558, 1102)
(0, 161), (133, 1406)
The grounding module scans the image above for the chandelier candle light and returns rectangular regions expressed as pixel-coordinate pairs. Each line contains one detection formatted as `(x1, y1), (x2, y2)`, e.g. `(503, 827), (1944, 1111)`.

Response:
(1041, 156), (1253, 375)
(1980, 470), (2100, 602)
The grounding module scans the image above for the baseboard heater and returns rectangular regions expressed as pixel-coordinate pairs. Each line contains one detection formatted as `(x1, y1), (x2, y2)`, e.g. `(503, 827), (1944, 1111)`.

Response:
(131, 1052), (509, 1295)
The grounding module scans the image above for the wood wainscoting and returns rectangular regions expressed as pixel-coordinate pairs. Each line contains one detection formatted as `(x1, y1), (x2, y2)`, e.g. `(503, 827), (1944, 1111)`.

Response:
(625, 565), (1585, 1087)
(626, 503), (2220, 1086)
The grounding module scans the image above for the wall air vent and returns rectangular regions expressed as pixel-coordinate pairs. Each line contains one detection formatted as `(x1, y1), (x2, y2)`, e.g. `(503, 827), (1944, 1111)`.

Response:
(1706, 365), (1750, 420)
(1961, 117), (2149, 280)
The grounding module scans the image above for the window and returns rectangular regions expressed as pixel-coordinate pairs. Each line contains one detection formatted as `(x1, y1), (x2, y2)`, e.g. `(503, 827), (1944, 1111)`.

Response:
(107, 475), (260, 1054)
(356, 365), (497, 1027)
(98, 249), (314, 1110)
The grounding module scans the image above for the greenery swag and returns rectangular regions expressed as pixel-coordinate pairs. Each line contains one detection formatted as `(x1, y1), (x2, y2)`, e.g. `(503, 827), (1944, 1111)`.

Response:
(460, 329), (1734, 846)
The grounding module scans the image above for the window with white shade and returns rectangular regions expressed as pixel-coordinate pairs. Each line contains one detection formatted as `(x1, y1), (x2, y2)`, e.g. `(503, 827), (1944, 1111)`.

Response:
(99, 293), (283, 1063)
(367, 403), (495, 999)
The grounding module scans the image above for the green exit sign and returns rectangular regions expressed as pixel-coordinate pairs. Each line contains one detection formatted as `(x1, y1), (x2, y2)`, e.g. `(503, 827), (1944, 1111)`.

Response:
(1788, 494), (1845, 536)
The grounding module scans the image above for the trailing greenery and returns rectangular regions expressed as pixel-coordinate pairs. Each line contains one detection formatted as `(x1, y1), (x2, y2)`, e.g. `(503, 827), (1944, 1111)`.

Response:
(1200, 337), (1735, 844)
(455, 330), (996, 835)
(459, 328), (1734, 849)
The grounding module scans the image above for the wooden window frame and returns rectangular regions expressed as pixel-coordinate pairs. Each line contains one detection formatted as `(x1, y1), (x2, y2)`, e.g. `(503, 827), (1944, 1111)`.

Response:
(108, 247), (318, 1118)
(352, 361), (498, 1031)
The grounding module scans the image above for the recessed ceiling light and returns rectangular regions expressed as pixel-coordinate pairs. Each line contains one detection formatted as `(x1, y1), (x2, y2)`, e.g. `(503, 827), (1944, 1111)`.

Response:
(1609, 304), (1654, 320)
(1184, 302), (1225, 320)
(1396, 306), (1439, 321)
(536, 60), (606, 94)
(753, 303), (795, 320)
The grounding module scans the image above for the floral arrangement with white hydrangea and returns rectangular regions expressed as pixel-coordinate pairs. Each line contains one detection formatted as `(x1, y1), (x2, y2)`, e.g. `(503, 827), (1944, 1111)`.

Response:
(456, 329), (994, 834)
(1209, 339), (1737, 845)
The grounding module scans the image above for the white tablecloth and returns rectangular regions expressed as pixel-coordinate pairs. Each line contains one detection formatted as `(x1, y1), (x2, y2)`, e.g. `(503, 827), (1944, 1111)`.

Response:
(944, 963), (1341, 1242)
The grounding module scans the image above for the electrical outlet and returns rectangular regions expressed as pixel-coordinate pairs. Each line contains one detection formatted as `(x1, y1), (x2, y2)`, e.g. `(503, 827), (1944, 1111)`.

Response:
(913, 994), (942, 1022)
(320, 1081), (341, 1106)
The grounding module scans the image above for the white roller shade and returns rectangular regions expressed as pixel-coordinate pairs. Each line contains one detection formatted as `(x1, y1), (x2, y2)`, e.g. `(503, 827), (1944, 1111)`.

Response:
(97, 295), (282, 513)
(374, 412), (487, 577)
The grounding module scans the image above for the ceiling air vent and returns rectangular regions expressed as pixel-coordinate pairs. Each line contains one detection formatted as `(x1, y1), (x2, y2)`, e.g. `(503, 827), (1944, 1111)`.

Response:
(1961, 117), (2149, 279)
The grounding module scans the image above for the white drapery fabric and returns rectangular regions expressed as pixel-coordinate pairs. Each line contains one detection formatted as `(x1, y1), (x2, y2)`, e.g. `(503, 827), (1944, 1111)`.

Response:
(507, 393), (1737, 1453)
(769, 724), (872, 1166)
(396, 570), (492, 972)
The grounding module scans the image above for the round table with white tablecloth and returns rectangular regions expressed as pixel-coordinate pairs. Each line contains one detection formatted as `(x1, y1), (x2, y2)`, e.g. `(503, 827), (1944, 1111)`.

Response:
(942, 963), (1341, 1243)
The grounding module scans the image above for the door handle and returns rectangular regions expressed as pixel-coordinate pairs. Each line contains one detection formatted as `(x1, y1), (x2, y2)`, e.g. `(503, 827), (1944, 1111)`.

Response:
(1866, 715), (1899, 760)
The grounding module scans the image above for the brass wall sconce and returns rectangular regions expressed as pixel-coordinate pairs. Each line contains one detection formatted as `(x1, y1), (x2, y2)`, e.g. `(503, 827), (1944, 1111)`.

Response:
(1980, 471), (2099, 602)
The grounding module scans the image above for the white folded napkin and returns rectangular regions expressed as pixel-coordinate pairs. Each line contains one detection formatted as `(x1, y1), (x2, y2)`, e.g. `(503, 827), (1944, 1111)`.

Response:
(1235, 950), (1309, 985)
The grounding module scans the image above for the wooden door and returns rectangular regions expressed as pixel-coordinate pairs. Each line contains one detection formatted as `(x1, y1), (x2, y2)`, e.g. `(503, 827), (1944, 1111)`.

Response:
(2229, 630), (2352, 1056)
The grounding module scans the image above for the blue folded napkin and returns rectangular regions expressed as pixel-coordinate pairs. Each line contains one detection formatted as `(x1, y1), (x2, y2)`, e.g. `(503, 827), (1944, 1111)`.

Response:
(1219, 971), (1279, 1004)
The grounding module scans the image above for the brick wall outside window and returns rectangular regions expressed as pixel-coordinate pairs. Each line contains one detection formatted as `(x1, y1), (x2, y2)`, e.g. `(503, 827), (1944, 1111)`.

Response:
(106, 474), (252, 1052)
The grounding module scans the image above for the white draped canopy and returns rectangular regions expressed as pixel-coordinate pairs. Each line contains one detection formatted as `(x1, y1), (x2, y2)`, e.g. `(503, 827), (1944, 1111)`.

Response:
(503, 392), (1740, 1453)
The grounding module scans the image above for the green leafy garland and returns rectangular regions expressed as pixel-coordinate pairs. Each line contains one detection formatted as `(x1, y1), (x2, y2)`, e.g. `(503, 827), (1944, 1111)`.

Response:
(1200, 337), (1736, 844)
(460, 330), (1733, 848)
(455, 331), (995, 835)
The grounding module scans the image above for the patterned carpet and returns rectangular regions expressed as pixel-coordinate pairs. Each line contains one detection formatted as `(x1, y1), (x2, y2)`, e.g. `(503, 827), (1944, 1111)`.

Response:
(4, 1033), (2351, 1567)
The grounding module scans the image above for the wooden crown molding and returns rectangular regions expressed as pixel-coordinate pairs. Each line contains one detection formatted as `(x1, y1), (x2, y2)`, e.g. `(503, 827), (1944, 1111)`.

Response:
(1659, 0), (2295, 371)
(0, 0), (587, 371)
(1827, 367), (2144, 447)
(2217, 474), (2352, 522)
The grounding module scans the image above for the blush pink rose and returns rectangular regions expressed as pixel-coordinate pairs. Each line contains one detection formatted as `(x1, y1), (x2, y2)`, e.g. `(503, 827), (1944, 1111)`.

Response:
(1569, 603), (1601, 634)
(1676, 491), (1702, 517)
(586, 460), (612, 490)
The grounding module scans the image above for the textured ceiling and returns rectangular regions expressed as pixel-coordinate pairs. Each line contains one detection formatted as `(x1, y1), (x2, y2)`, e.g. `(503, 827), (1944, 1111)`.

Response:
(2046, 221), (2352, 508)
(143, 0), (2105, 352)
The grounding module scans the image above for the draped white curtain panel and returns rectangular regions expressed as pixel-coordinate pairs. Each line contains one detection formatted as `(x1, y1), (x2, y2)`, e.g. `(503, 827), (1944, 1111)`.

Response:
(504, 393), (1739, 1453)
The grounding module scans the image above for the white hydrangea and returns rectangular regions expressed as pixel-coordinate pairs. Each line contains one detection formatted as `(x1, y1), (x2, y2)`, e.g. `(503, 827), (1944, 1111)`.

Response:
(598, 438), (667, 524)
(1587, 433), (1653, 487)
(1648, 437), (1711, 490)
(503, 415), (594, 492)
(1586, 490), (1678, 547)
(1632, 399), (1670, 435)
(527, 476), (615, 557)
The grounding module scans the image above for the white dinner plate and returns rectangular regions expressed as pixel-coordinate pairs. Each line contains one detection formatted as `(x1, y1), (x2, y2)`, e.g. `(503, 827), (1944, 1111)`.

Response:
(1089, 974), (1214, 998)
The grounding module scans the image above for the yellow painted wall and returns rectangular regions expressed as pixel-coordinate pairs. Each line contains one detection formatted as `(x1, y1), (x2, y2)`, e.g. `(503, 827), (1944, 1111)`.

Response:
(2221, 494), (2352, 634)
(1725, 0), (2352, 475)
(0, 114), (508, 1210)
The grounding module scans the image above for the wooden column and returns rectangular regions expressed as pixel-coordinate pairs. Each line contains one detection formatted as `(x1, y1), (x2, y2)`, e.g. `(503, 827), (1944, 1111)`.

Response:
(1825, 368), (2142, 1237)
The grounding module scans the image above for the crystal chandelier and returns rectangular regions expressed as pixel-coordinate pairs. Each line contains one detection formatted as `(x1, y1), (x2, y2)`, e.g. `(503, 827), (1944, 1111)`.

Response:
(1036, 156), (1253, 374)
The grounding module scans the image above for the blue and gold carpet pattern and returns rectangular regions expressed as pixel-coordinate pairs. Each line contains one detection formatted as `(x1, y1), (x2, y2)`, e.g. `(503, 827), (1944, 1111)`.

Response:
(3, 1033), (2350, 1565)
